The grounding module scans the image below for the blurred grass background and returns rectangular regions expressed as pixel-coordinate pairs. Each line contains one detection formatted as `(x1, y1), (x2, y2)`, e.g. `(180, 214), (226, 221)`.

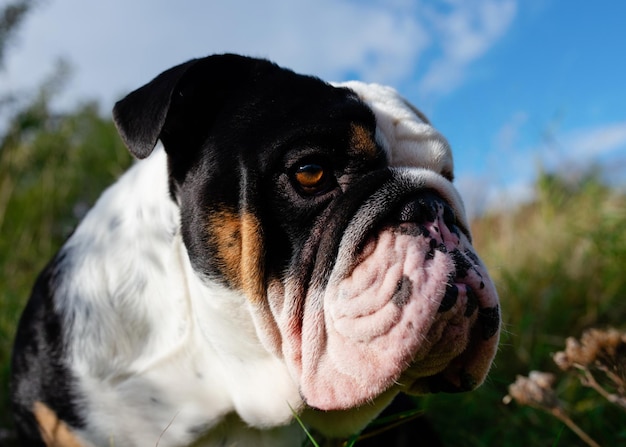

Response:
(422, 173), (626, 446)
(0, 79), (133, 435)
(1, 1), (626, 445)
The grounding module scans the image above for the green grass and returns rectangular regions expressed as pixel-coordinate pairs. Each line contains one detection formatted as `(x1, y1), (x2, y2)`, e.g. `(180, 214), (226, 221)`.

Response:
(421, 170), (626, 446)
(0, 99), (132, 430)
(1, 97), (625, 445)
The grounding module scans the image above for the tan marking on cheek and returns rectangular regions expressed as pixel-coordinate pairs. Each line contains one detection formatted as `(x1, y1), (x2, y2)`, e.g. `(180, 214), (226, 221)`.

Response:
(350, 123), (378, 158)
(209, 210), (243, 289)
(33, 401), (83, 447)
(208, 209), (266, 303)
(240, 212), (266, 303)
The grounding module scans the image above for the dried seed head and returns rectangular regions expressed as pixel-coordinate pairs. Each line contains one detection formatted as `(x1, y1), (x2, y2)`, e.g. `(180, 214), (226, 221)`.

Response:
(504, 371), (561, 410)
(553, 328), (626, 382)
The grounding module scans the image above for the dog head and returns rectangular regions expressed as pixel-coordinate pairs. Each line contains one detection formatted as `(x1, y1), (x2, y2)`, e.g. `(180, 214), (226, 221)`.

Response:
(113, 54), (500, 412)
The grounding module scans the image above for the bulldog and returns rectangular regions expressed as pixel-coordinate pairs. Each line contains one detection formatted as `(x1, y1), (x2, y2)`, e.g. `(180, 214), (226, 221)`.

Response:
(10, 54), (500, 447)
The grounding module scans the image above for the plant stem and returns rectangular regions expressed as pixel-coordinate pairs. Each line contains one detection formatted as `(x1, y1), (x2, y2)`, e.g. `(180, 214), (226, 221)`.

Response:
(578, 366), (626, 410)
(550, 408), (601, 447)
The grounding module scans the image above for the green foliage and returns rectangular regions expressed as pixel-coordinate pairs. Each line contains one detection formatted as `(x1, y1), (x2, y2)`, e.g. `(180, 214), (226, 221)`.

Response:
(422, 170), (626, 446)
(0, 0), (40, 68)
(0, 87), (131, 429)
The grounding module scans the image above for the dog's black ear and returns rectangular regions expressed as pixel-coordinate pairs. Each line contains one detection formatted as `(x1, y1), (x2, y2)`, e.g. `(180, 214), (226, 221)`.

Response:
(113, 59), (199, 159)
(113, 54), (271, 159)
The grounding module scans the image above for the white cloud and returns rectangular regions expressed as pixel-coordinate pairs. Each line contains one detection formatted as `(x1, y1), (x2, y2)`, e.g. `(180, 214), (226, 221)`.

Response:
(462, 117), (626, 215)
(265, 1), (430, 84)
(484, 179), (535, 212)
(456, 173), (535, 218)
(1, 0), (431, 110)
(493, 111), (528, 152)
(524, 120), (626, 176)
(1, 0), (518, 111)
(418, 0), (518, 96)
(564, 121), (626, 158)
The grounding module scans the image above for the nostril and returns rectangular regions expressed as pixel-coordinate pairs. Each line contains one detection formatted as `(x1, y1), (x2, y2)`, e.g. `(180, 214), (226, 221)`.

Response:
(394, 191), (453, 225)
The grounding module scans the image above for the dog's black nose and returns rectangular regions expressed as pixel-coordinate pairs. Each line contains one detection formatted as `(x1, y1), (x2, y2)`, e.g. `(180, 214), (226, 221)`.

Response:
(394, 191), (456, 228)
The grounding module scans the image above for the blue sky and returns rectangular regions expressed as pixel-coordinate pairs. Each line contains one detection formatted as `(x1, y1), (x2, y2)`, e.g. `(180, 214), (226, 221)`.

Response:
(2, 0), (625, 215)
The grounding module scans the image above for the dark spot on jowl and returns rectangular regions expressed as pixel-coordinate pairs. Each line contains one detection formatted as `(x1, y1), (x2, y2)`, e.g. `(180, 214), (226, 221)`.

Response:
(464, 286), (478, 316)
(464, 249), (481, 266)
(478, 305), (500, 340)
(438, 284), (458, 312)
(451, 249), (472, 278)
(392, 275), (413, 307)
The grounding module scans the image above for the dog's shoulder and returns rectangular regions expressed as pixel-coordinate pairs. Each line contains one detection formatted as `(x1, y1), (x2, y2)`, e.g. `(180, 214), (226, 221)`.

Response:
(47, 145), (191, 379)
(10, 147), (187, 442)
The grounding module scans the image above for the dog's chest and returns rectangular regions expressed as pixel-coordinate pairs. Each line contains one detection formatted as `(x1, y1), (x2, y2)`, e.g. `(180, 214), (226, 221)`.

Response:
(75, 335), (303, 446)
(68, 244), (305, 445)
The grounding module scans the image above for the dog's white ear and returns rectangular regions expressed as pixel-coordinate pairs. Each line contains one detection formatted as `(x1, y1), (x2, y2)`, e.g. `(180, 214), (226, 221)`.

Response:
(113, 59), (199, 159)
(113, 54), (268, 159)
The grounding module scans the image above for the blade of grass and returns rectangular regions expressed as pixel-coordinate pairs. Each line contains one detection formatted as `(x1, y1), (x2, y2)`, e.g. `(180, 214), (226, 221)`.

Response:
(288, 403), (320, 447)
(344, 407), (424, 445)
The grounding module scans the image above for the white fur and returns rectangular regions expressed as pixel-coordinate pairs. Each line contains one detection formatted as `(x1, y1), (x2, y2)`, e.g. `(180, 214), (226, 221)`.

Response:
(335, 81), (454, 177)
(55, 147), (305, 447)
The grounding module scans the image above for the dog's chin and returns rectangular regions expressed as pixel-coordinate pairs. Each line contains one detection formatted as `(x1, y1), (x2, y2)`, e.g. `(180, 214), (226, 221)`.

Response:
(292, 204), (500, 412)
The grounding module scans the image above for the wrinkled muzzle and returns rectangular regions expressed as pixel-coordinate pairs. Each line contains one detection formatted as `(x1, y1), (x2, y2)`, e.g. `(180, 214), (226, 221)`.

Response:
(293, 169), (500, 411)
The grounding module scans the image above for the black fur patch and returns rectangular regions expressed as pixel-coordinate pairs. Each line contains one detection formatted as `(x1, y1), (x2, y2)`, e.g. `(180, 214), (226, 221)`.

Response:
(10, 251), (84, 444)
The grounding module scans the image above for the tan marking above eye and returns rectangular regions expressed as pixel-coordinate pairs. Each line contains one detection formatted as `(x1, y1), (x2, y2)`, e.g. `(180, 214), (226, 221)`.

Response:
(350, 123), (378, 158)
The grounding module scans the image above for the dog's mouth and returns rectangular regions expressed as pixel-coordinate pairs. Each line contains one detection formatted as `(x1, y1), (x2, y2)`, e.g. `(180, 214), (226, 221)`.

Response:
(287, 185), (500, 411)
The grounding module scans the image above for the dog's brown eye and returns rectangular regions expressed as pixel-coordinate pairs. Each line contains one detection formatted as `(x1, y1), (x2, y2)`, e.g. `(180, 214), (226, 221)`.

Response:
(294, 163), (328, 194)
